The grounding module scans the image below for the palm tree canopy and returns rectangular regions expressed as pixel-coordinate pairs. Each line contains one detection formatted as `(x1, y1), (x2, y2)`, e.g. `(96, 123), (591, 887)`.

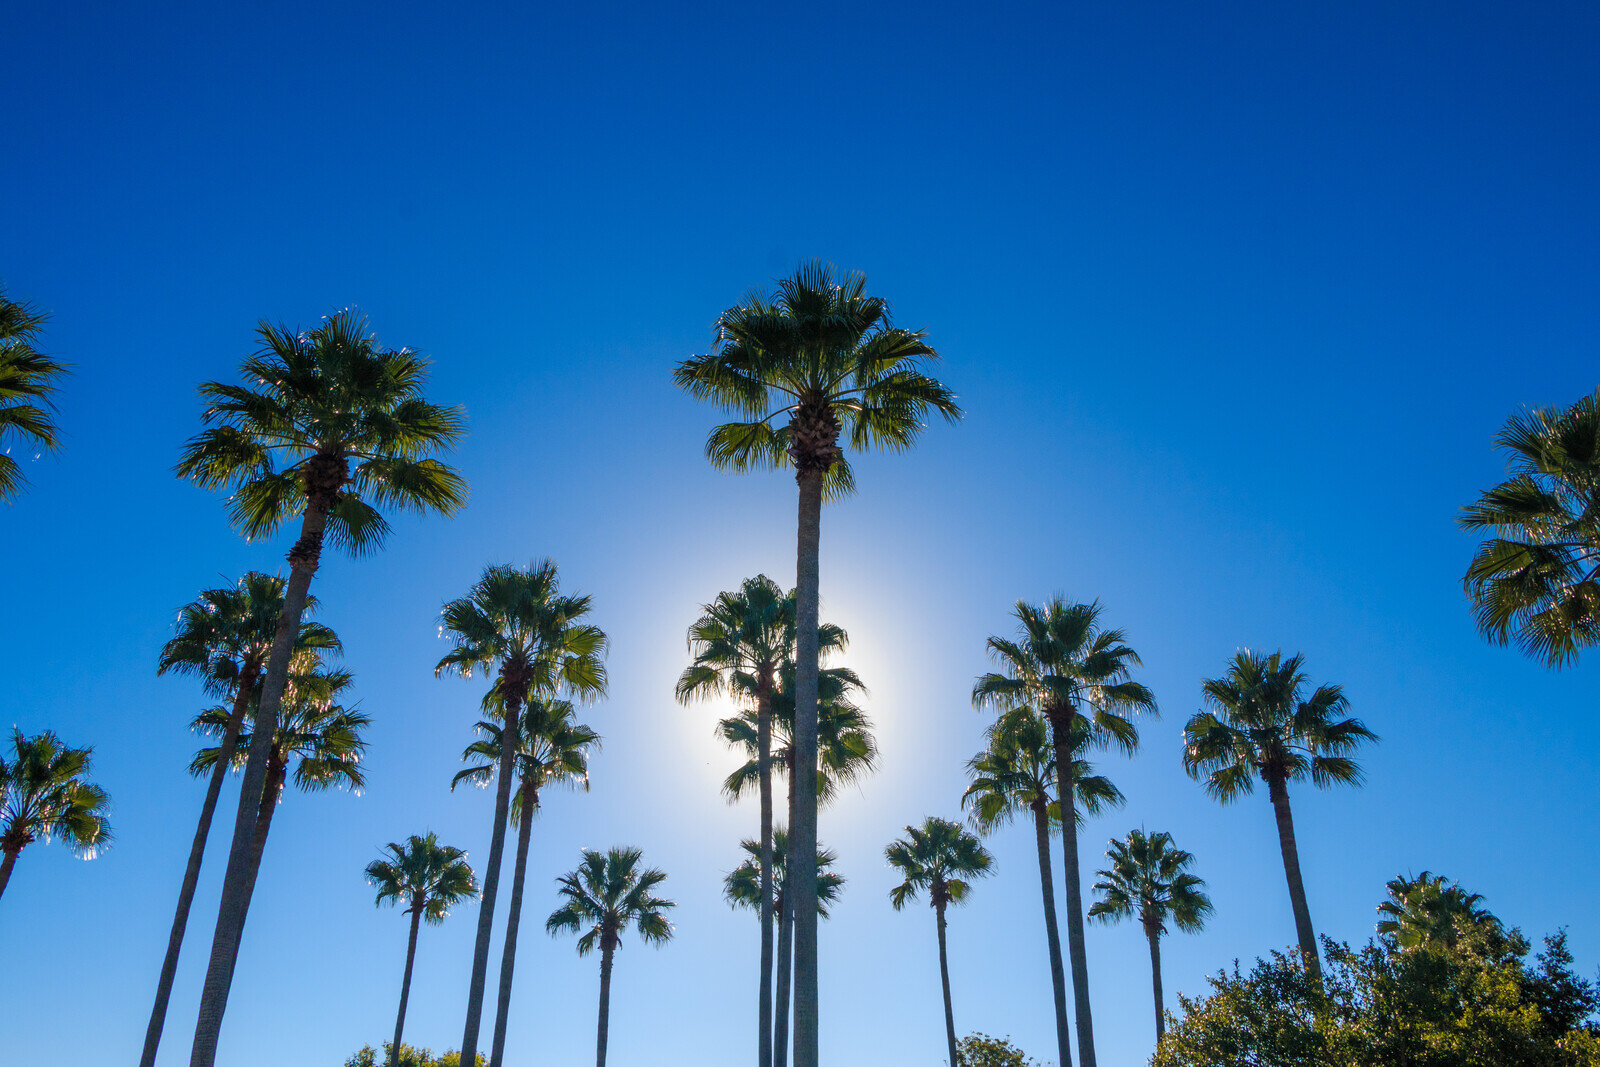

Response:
(962, 709), (1125, 833)
(673, 261), (961, 498)
(1460, 391), (1600, 666)
(1088, 829), (1211, 937)
(718, 664), (876, 804)
(723, 830), (845, 918)
(451, 693), (601, 824)
(1183, 650), (1377, 802)
(972, 597), (1157, 752)
(366, 832), (478, 924)
(885, 817), (993, 911)
(1376, 871), (1500, 950)
(157, 572), (341, 698)
(189, 664), (368, 793)
(0, 728), (112, 857)
(175, 309), (467, 552)
(0, 286), (68, 502)
(675, 575), (848, 705)
(546, 846), (676, 956)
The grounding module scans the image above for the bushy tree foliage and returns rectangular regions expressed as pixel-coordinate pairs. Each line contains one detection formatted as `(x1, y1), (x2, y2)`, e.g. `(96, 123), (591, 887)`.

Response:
(344, 1043), (487, 1067)
(956, 1032), (1041, 1066)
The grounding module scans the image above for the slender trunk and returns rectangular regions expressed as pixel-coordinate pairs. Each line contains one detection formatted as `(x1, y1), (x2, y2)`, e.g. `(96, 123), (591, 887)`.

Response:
(390, 896), (424, 1067)
(1267, 776), (1322, 979)
(0, 845), (21, 901)
(757, 682), (775, 1067)
(191, 491), (330, 1067)
(460, 690), (523, 1065)
(236, 754), (286, 931)
(935, 899), (958, 1067)
(596, 942), (615, 1067)
(1047, 710), (1097, 1067)
(774, 775), (797, 1067)
(1031, 803), (1073, 1067)
(791, 467), (823, 1067)
(1146, 925), (1165, 1044)
(141, 664), (258, 1067)
(490, 779), (537, 1066)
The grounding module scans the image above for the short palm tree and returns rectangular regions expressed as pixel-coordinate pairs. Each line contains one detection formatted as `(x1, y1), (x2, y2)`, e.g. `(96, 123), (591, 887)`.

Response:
(962, 709), (1124, 1067)
(1376, 871), (1498, 952)
(971, 598), (1156, 1067)
(0, 728), (111, 902)
(453, 693), (600, 1066)
(177, 310), (466, 1066)
(1183, 650), (1375, 979)
(1087, 829), (1211, 1043)
(0, 286), (67, 502)
(437, 559), (608, 1067)
(141, 574), (340, 1067)
(1460, 391), (1600, 667)
(724, 829), (845, 922)
(366, 833), (478, 1067)
(886, 817), (994, 1067)
(676, 262), (960, 1067)
(547, 847), (676, 1067)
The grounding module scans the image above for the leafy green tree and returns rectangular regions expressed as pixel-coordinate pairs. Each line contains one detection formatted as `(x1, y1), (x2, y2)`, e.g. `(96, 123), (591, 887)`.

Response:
(177, 309), (466, 1066)
(724, 829), (844, 921)
(962, 709), (1122, 1067)
(972, 598), (1156, 1067)
(676, 262), (959, 1067)
(546, 847), (676, 1067)
(1183, 650), (1375, 979)
(344, 1043), (488, 1067)
(955, 1033), (1042, 1067)
(1460, 390), (1600, 667)
(0, 286), (67, 502)
(453, 694), (600, 1066)
(1087, 829), (1211, 1043)
(1376, 870), (1500, 952)
(366, 834), (478, 1067)
(436, 559), (607, 1067)
(141, 573), (340, 1067)
(0, 728), (111, 902)
(886, 817), (995, 1067)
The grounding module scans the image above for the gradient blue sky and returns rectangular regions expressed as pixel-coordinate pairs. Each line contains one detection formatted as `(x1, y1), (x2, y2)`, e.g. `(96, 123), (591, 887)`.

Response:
(4, 2), (1598, 1064)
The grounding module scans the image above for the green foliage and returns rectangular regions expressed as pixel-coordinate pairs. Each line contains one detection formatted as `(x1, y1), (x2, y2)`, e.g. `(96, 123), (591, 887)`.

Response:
(0, 285), (67, 502)
(343, 1043), (488, 1067)
(547, 846), (676, 956)
(723, 829), (844, 917)
(1089, 828), (1211, 937)
(365, 832), (478, 924)
(886, 817), (993, 911)
(0, 728), (112, 861)
(955, 1032), (1041, 1067)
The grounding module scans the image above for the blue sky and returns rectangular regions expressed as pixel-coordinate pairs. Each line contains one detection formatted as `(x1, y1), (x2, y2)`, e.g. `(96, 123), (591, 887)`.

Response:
(3, 1), (1598, 1064)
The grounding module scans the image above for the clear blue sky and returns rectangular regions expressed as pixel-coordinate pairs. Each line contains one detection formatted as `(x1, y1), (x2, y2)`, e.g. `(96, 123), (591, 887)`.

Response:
(4, 2), (1597, 1064)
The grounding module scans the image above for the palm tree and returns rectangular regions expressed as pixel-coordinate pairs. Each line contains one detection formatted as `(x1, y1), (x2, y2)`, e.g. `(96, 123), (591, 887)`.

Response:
(675, 262), (960, 1066)
(962, 710), (1124, 1067)
(1087, 829), (1211, 1043)
(0, 286), (67, 502)
(886, 817), (994, 1067)
(971, 598), (1156, 1067)
(436, 559), (608, 1066)
(453, 693), (601, 1066)
(1460, 391), (1600, 667)
(547, 847), (676, 1067)
(1183, 650), (1375, 979)
(141, 574), (341, 1067)
(1376, 871), (1498, 952)
(366, 833), (479, 1067)
(0, 728), (111, 902)
(177, 310), (466, 1066)
(724, 829), (845, 922)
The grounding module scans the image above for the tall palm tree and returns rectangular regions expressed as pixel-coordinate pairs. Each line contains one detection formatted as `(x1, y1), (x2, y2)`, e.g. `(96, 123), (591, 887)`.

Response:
(453, 693), (601, 1066)
(1087, 829), (1211, 1043)
(675, 262), (960, 1066)
(886, 817), (994, 1067)
(0, 286), (67, 502)
(437, 559), (608, 1067)
(141, 574), (341, 1067)
(177, 310), (466, 1066)
(962, 710), (1124, 1067)
(0, 728), (111, 902)
(971, 598), (1156, 1067)
(1376, 871), (1498, 952)
(724, 829), (845, 922)
(1183, 650), (1375, 979)
(366, 833), (479, 1067)
(1460, 390), (1600, 667)
(547, 847), (676, 1067)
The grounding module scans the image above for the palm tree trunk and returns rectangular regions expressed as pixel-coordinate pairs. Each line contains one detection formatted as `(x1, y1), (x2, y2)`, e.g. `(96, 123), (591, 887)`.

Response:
(596, 943), (616, 1067)
(390, 897), (424, 1067)
(460, 691), (523, 1065)
(1267, 776), (1322, 979)
(235, 755), (286, 931)
(935, 899), (958, 1067)
(141, 665), (257, 1067)
(791, 465), (824, 1067)
(0, 845), (20, 901)
(1047, 710), (1097, 1067)
(774, 775), (797, 1067)
(757, 684), (775, 1067)
(191, 492), (330, 1067)
(1146, 926), (1165, 1043)
(489, 779), (537, 1066)
(1031, 803), (1073, 1067)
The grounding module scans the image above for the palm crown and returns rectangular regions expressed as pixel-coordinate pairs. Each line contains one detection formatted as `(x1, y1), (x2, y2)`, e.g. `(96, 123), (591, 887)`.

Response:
(158, 572), (341, 698)
(1459, 391), (1600, 666)
(190, 665), (369, 794)
(452, 694), (601, 821)
(1088, 829), (1211, 936)
(962, 710), (1124, 833)
(0, 286), (68, 502)
(0, 728), (112, 859)
(366, 832), (478, 925)
(1376, 871), (1499, 951)
(547, 847), (676, 956)
(724, 830), (845, 919)
(718, 665), (876, 803)
(675, 575), (847, 704)
(886, 817), (993, 911)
